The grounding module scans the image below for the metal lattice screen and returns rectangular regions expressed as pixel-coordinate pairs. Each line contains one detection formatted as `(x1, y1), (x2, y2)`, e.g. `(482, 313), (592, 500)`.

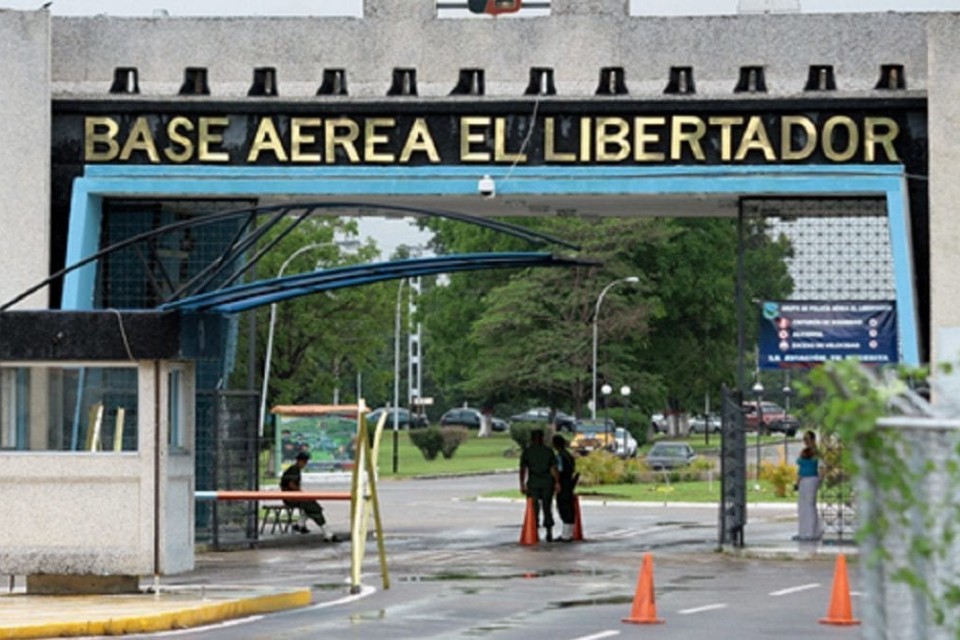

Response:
(757, 197), (894, 301)
(196, 389), (260, 547)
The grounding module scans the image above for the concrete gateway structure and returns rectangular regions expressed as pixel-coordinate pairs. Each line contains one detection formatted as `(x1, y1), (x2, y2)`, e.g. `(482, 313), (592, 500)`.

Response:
(2, 0), (960, 583)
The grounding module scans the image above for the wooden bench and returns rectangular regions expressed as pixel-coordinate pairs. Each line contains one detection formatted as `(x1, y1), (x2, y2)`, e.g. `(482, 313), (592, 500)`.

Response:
(260, 504), (299, 534)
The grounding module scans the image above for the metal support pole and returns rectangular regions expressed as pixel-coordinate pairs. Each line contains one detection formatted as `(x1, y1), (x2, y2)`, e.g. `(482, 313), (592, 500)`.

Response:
(392, 279), (406, 474)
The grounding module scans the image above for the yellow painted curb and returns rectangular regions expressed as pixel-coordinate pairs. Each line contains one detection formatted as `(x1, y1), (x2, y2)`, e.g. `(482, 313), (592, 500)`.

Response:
(0, 589), (312, 639)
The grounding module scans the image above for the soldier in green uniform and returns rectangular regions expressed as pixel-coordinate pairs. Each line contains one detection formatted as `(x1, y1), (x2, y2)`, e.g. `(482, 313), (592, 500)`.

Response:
(519, 429), (560, 541)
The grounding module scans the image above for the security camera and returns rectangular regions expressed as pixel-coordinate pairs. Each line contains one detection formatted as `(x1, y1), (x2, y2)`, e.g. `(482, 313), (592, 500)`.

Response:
(478, 174), (496, 199)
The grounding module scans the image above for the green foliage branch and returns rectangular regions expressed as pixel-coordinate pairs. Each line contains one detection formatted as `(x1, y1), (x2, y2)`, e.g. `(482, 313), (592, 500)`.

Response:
(799, 359), (960, 631)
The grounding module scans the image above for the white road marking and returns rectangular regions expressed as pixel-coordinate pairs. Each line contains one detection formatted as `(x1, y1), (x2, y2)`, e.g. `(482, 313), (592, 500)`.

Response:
(307, 583), (376, 609)
(130, 615), (266, 637)
(570, 631), (620, 640)
(770, 583), (820, 596)
(678, 603), (728, 614)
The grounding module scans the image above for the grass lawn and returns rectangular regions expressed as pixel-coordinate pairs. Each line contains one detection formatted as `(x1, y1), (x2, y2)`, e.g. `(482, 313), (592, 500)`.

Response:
(376, 430), (519, 479)
(262, 428), (799, 503)
(485, 480), (797, 504)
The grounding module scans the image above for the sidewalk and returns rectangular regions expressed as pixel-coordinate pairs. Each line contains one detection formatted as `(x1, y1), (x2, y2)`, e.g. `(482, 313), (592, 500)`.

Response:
(0, 585), (312, 639)
(0, 529), (345, 640)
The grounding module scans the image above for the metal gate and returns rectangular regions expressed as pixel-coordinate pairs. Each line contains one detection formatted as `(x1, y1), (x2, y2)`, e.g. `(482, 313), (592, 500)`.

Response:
(196, 389), (260, 547)
(718, 386), (746, 548)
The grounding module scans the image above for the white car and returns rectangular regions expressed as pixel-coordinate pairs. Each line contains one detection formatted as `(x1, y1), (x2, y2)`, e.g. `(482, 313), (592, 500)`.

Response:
(611, 427), (638, 458)
(689, 413), (721, 434)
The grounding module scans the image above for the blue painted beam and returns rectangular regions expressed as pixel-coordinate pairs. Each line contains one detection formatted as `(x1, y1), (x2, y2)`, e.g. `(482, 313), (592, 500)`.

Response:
(161, 252), (594, 314)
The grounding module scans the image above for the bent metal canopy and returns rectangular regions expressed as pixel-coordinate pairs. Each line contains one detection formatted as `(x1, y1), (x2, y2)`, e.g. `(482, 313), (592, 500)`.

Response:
(160, 251), (597, 314)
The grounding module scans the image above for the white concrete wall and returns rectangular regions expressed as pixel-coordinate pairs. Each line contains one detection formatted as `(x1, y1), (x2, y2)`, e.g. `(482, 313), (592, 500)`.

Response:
(50, 10), (930, 99)
(0, 453), (151, 575)
(0, 9), (50, 309)
(927, 15), (960, 365)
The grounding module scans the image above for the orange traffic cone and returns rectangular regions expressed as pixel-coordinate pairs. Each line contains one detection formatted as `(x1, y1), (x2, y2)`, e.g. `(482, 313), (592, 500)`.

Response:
(572, 494), (584, 541)
(819, 554), (860, 626)
(519, 497), (539, 546)
(622, 553), (665, 624)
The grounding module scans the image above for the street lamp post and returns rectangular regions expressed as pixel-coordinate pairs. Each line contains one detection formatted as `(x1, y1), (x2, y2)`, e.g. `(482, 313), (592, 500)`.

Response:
(258, 241), (353, 441)
(591, 276), (640, 420)
(392, 278), (407, 474)
(782, 372), (794, 460)
(752, 379), (764, 490)
(620, 385), (631, 453)
(601, 383), (613, 446)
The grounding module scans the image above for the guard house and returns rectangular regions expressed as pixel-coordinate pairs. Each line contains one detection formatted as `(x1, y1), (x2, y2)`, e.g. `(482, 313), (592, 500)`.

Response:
(0, 310), (198, 592)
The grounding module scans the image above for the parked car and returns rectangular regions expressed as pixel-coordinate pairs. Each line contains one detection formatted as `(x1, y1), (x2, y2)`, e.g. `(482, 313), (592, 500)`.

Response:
(644, 441), (697, 470)
(741, 401), (800, 436)
(570, 419), (617, 456)
(611, 427), (639, 458)
(689, 413), (721, 434)
(510, 407), (577, 432)
(650, 413), (667, 434)
(439, 407), (508, 431)
(366, 407), (429, 429)
(569, 419), (636, 457)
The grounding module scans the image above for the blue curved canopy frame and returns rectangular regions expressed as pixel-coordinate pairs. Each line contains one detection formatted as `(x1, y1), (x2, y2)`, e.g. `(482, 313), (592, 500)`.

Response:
(59, 164), (920, 365)
(160, 252), (597, 314)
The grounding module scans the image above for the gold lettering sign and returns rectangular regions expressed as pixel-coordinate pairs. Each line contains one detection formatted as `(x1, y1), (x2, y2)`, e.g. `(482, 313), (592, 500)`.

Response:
(85, 117), (120, 161)
(79, 112), (904, 166)
(165, 117), (195, 163)
(864, 117), (900, 162)
(291, 118), (322, 163)
(822, 116), (859, 162)
(634, 117), (665, 162)
(198, 117), (230, 162)
(461, 117), (491, 162)
(595, 117), (630, 162)
(399, 118), (440, 163)
(494, 117), (526, 163)
(781, 116), (817, 161)
(248, 117), (288, 162)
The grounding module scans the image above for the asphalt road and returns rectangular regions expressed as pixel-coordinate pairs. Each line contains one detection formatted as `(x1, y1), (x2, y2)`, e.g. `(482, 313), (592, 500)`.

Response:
(126, 472), (860, 640)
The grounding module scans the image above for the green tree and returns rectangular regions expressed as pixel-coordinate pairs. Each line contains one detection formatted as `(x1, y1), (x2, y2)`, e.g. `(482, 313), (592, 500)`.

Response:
(635, 217), (793, 414)
(421, 216), (672, 415)
(230, 218), (394, 407)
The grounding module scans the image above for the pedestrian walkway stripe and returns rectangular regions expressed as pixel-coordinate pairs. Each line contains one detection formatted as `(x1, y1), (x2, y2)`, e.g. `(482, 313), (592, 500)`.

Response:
(678, 603), (728, 615)
(770, 583), (820, 596)
(571, 631), (620, 640)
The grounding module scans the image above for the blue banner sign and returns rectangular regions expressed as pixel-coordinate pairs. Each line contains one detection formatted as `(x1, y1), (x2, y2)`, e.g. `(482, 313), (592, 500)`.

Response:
(758, 300), (898, 369)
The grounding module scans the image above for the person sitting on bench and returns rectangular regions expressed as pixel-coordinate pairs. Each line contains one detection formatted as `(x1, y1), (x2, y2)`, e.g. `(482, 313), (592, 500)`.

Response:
(280, 451), (339, 541)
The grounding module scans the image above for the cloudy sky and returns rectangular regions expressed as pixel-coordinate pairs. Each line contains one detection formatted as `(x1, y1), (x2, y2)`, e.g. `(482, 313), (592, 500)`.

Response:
(3, 0), (960, 15)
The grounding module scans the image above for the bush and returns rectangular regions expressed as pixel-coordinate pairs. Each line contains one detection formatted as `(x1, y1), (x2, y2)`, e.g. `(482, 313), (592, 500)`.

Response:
(575, 451), (626, 487)
(440, 427), (469, 459)
(409, 427), (444, 461)
(759, 459), (796, 497)
(509, 422), (554, 450)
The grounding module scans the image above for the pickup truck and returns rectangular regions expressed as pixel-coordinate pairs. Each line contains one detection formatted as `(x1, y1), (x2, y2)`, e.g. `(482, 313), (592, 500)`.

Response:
(741, 401), (800, 436)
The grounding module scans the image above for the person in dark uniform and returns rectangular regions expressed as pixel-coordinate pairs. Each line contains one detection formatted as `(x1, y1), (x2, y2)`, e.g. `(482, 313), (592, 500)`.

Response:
(552, 433), (578, 542)
(280, 451), (338, 540)
(519, 429), (560, 541)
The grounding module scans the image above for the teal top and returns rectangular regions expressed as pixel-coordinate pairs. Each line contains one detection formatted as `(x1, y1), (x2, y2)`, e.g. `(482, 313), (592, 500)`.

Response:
(797, 456), (818, 478)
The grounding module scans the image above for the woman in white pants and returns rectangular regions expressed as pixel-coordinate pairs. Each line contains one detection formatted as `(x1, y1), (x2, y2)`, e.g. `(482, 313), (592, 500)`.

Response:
(795, 430), (822, 541)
